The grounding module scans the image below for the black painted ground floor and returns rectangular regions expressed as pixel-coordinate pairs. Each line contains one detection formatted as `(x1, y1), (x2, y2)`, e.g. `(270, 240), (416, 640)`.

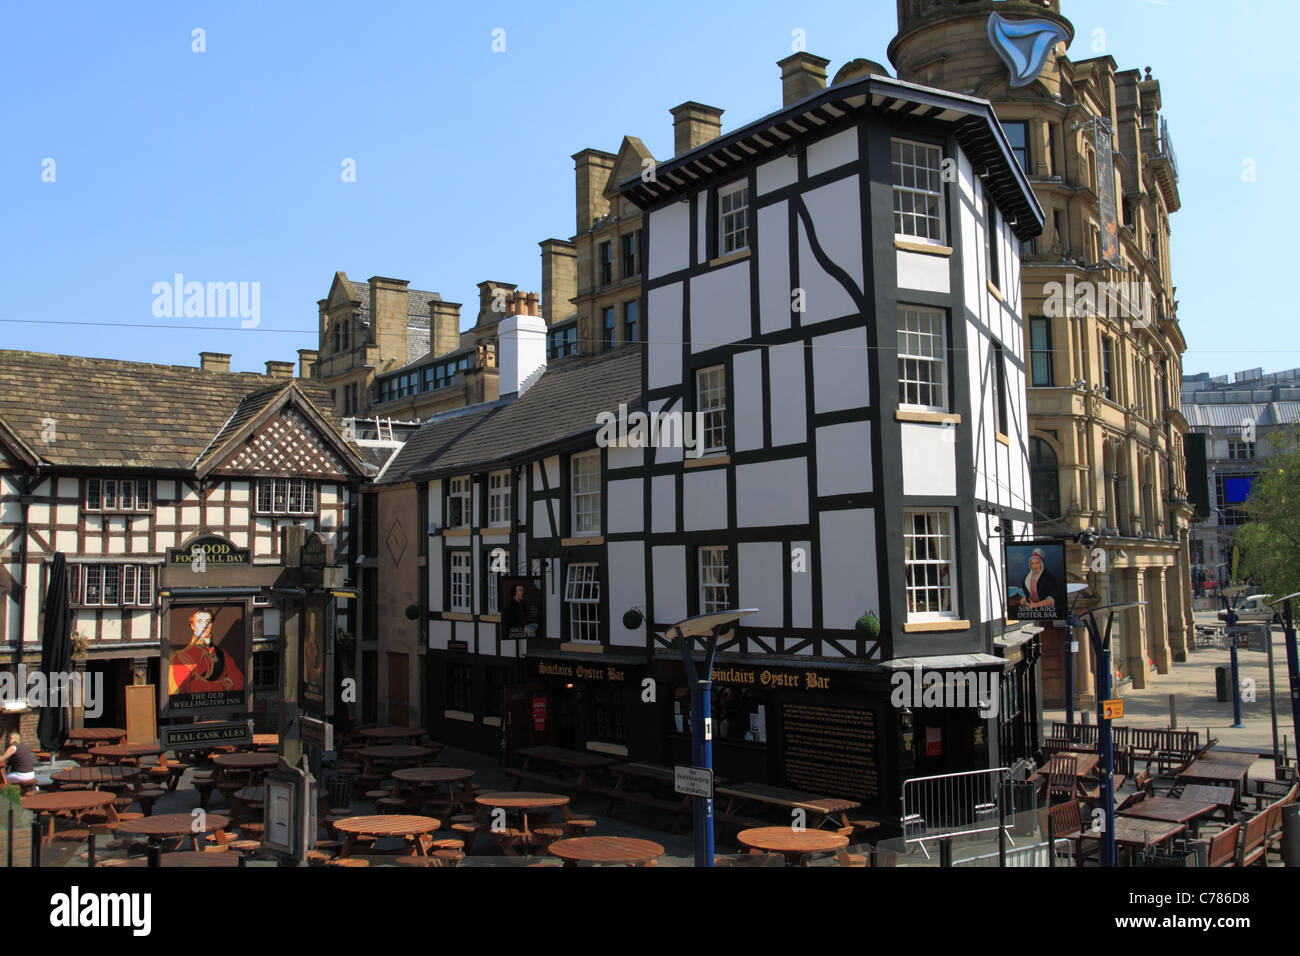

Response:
(422, 640), (1043, 822)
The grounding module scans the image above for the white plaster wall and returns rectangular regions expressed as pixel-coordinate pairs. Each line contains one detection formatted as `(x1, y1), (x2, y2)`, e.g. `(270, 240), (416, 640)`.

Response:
(806, 128), (857, 178)
(651, 475), (676, 535)
(816, 420), (872, 496)
(757, 155), (797, 195)
(896, 250), (951, 294)
(736, 458), (808, 527)
(900, 422), (957, 496)
(607, 540), (645, 648)
(690, 261), (751, 352)
(811, 327), (870, 413)
(683, 468), (728, 531)
(738, 541), (783, 628)
(758, 202), (791, 335)
(819, 508), (878, 631)
(648, 284), (683, 390)
(769, 344), (806, 446)
(801, 175), (863, 291)
(648, 203), (690, 279)
(797, 219), (857, 326)
(607, 479), (643, 535)
(732, 349), (764, 453)
(652, 545), (686, 626)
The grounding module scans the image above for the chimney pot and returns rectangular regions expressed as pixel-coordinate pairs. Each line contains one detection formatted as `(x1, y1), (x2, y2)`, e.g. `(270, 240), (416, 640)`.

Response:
(265, 360), (295, 381)
(526, 292), (540, 317)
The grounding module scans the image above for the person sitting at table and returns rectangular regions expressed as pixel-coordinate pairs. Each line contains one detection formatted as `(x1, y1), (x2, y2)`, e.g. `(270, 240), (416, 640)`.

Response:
(0, 731), (37, 788)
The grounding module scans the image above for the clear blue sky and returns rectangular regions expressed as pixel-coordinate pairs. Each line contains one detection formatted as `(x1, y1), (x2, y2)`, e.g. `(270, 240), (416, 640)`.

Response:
(0, 0), (1289, 380)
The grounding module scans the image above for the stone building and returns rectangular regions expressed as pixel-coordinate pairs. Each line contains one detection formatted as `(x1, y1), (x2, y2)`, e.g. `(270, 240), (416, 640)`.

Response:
(888, 0), (1194, 705)
(1182, 368), (1300, 596)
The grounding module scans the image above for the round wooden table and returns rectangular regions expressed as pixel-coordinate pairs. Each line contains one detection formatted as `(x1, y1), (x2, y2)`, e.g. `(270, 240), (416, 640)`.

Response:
(357, 744), (439, 775)
(332, 814), (442, 858)
(68, 727), (127, 744)
(102, 850), (242, 868)
(23, 790), (119, 844)
(391, 767), (474, 809)
(547, 836), (664, 867)
(51, 766), (140, 787)
(116, 812), (230, 849)
(736, 827), (848, 866)
(476, 792), (571, 854)
(89, 743), (163, 764)
(356, 726), (427, 742)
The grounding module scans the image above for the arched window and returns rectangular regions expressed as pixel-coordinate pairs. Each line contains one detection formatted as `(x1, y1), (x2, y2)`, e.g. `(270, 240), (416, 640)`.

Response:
(1030, 438), (1060, 520)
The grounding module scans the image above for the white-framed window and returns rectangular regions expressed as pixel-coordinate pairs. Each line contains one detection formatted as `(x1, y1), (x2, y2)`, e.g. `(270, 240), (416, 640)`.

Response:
(718, 180), (749, 255)
(85, 477), (152, 512)
(571, 451), (601, 536)
(1228, 441), (1256, 460)
(254, 478), (316, 516)
(488, 471), (512, 527)
(485, 562), (500, 615)
(903, 509), (957, 620)
(447, 476), (471, 529)
(564, 562), (601, 642)
(892, 139), (944, 242)
(69, 563), (155, 608)
(696, 365), (727, 454)
(898, 306), (948, 411)
(699, 547), (730, 614)
(449, 552), (472, 613)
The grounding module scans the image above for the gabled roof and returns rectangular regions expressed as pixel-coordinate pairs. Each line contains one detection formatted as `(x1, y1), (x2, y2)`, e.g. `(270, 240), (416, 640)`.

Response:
(0, 350), (356, 473)
(619, 73), (1044, 241)
(0, 415), (39, 469)
(603, 136), (656, 200)
(381, 348), (642, 485)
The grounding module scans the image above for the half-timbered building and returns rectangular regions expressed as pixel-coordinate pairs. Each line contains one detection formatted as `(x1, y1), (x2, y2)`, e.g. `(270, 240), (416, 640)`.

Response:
(0, 350), (368, 733)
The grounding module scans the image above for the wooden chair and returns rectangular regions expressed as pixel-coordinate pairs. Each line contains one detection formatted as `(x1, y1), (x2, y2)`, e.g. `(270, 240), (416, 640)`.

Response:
(1207, 824), (1240, 867)
(1236, 811), (1270, 866)
(1115, 790), (1148, 813)
(1043, 800), (1095, 866)
(1046, 754), (1079, 805)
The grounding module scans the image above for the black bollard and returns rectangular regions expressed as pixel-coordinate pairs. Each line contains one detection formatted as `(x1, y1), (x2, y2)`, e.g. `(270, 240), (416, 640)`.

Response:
(1282, 804), (1300, 868)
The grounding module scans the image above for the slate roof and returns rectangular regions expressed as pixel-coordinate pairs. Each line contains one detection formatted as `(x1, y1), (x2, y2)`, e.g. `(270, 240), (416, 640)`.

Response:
(0, 350), (345, 471)
(1181, 401), (1300, 430)
(381, 347), (642, 485)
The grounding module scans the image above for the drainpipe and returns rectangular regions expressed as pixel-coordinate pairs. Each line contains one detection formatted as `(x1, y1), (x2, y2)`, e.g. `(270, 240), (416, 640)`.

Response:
(16, 472), (38, 654)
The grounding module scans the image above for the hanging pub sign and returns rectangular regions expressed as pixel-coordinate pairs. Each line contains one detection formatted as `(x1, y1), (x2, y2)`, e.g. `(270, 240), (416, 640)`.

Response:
(167, 534), (250, 566)
(300, 602), (327, 714)
(500, 576), (545, 641)
(162, 602), (250, 716)
(300, 531), (327, 568)
(1005, 539), (1068, 622)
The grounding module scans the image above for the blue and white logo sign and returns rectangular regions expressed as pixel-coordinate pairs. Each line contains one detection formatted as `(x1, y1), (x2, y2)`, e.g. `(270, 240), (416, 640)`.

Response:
(986, 12), (1068, 88)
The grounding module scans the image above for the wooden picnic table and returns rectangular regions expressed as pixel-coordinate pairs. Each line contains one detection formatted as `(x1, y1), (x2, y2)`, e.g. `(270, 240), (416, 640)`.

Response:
(1179, 758), (1251, 800)
(332, 814), (442, 858)
(715, 782), (861, 831)
(736, 827), (849, 866)
(547, 836), (664, 867)
(391, 767), (474, 809)
(1079, 817), (1184, 866)
(89, 743), (163, 765)
(475, 791), (573, 856)
(356, 726), (428, 742)
(1201, 749), (1260, 768)
(1118, 797), (1218, 839)
(51, 766), (140, 788)
(1178, 784), (1238, 822)
(598, 762), (700, 833)
(23, 790), (118, 844)
(67, 727), (127, 745)
(115, 812), (230, 852)
(509, 745), (617, 791)
(357, 744), (439, 776)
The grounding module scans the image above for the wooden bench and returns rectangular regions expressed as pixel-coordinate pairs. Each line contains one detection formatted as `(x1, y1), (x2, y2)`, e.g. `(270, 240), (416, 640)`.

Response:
(1236, 810), (1270, 866)
(1207, 823), (1240, 867)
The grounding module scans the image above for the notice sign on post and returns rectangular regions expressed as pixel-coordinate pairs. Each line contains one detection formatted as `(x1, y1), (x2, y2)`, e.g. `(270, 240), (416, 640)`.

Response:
(1102, 699), (1125, 720)
(674, 765), (713, 798)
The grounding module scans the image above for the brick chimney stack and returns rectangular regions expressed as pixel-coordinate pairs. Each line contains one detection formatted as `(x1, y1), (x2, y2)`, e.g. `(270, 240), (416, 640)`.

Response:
(265, 360), (295, 380)
(297, 349), (318, 379)
(199, 352), (231, 373)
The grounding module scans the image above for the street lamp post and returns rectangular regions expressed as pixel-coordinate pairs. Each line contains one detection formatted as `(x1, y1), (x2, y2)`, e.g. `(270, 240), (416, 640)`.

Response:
(1063, 583), (1090, 726)
(668, 609), (758, 868)
(1078, 601), (1146, 868)
(1220, 584), (1251, 729)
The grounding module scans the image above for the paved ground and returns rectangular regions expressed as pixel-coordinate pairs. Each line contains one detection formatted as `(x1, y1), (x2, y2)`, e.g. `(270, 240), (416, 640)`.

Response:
(1045, 610), (1300, 768)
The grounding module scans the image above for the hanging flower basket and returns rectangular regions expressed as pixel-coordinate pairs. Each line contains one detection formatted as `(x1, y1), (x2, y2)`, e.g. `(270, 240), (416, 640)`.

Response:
(855, 611), (880, 642)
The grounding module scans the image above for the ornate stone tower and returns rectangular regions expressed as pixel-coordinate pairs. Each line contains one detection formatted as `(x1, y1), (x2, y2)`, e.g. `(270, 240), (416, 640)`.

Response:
(888, 0), (1194, 706)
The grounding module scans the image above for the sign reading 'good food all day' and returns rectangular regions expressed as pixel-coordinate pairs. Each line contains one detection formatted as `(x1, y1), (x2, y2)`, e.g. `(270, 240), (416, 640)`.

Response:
(167, 535), (250, 565)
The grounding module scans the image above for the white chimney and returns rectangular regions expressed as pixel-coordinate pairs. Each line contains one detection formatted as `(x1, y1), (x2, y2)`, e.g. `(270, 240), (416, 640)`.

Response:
(497, 309), (547, 398)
